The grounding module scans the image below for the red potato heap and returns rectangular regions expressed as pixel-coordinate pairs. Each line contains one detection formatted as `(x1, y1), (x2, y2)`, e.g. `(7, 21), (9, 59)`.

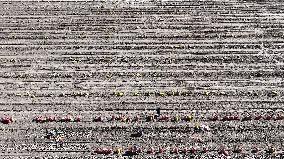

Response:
(157, 147), (165, 154)
(1, 116), (13, 124)
(107, 115), (131, 122)
(233, 145), (243, 153)
(146, 147), (155, 154)
(202, 147), (209, 153)
(170, 147), (179, 154)
(125, 146), (143, 156)
(33, 116), (56, 123)
(221, 115), (241, 121)
(93, 116), (103, 122)
(219, 147), (230, 156)
(33, 115), (81, 123)
(179, 147), (188, 154)
(274, 113), (284, 120)
(251, 146), (260, 153)
(157, 115), (171, 122)
(254, 114), (262, 120)
(117, 115), (131, 122)
(59, 115), (80, 122)
(132, 115), (140, 122)
(94, 148), (113, 155)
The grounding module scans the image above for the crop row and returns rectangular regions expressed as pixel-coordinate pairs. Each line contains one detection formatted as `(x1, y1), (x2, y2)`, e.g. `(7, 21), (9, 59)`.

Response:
(1, 111), (283, 124)
(1, 90), (280, 98)
(1, 71), (284, 80)
(91, 145), (280, 156)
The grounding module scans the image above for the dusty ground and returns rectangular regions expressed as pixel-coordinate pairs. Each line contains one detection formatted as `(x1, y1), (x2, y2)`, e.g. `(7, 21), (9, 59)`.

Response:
(0, 0), (284, 158)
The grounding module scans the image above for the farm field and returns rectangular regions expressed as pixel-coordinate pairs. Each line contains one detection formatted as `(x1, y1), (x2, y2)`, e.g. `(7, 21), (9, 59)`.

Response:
(0, 0), (284, 158)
